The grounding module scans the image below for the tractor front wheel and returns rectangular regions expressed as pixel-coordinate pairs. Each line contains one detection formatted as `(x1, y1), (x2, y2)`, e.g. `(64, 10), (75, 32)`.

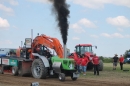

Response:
(58, 73), (65, 81)
(71, 75), (77, 81)
(12, 66), (18, 76)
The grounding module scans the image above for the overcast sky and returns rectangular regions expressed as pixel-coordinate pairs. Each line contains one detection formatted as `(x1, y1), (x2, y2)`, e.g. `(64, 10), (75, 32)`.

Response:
(0, 0), (130, 57)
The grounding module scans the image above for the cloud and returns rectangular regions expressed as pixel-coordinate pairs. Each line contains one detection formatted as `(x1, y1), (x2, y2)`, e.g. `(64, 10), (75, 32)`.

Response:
(0, 4), (14, 13)
(8, 0), (19, 6)
(70, 0), (130, 9)
(90, 35), (98, 38)
(0, 0), (18, 15)
(0, 40), (12, 44)
(101, 33), (111, 38)
(72, 37), (80, 40)
(71, 18), (96, 33)
(70, 23), (86, 33)
(0, 0), (18, 6)
(106, 16), (130, 27)
(28, 0), (50, 3)
(112, 33), (124, 38)
(79, 18), (97, 28)
(101, 33), (130, 38)
(117, 28), (124, 32)
(12, 25), (19, 29)
(125, 35), (130, 38)
(0, 17), (10, 29)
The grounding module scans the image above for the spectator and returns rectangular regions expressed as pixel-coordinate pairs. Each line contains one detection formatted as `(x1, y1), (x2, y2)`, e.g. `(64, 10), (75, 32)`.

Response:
(119, 55), (124, 70)
(92, 54), (99, 75)
(112, 54), (119, 70)
(81, 55), (89, 75)
(76, 56), (82, 73)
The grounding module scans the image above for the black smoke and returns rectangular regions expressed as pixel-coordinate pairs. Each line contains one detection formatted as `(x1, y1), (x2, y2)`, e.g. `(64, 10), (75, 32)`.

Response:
(51, 0), (70, 45)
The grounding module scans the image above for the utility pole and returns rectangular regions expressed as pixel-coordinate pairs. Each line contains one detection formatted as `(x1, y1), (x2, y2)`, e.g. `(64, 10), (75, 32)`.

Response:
(21, 41), (23, 48)
(31, 29), (33, 42)
(31, 29), (33, 56)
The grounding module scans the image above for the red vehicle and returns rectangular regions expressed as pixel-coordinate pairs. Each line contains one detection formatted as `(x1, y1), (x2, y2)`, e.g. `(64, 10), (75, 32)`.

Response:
(69, 44), (103, 71)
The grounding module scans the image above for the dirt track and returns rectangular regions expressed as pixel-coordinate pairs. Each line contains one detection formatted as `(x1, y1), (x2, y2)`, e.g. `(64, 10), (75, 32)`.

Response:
(0, 74), (130, 86)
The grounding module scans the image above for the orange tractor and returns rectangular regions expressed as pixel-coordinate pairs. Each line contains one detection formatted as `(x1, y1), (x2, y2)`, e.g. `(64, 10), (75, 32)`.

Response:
(0, 34), (79, 81)
(69, 44), (103, 71)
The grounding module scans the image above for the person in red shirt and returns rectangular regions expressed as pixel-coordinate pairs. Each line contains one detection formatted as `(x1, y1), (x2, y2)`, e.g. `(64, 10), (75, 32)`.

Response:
(119, 55), (124, 70)
(75, 57), (82, 73)
(92, 53), (99, 75)
(81, 55), (89, 75)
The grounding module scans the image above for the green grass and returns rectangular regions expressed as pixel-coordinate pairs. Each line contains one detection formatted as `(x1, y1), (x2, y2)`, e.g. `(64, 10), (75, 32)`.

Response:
(80, 63), (130, 80)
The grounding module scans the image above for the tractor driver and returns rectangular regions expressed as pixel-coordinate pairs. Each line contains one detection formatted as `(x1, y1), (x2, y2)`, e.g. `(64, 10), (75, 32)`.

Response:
(45, 49), (52, 59)
(45, 49), (53, 70)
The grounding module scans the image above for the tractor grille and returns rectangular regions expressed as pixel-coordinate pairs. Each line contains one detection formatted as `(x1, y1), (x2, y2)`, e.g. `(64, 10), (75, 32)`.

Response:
(63, 60), (68, 64)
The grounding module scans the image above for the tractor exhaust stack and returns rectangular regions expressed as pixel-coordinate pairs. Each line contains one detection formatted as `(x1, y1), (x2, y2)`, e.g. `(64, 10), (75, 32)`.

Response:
(63, 44), (67, 58)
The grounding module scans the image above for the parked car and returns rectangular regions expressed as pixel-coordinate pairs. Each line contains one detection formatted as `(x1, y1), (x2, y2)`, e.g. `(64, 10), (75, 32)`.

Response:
(124, 52), (130, 64)
(124, 58), (130, 64)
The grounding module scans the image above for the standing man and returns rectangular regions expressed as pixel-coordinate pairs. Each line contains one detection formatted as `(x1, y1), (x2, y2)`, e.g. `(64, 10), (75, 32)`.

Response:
(92, 54), (99, 75)
(119, 55), (124, 70)
(112, 54), (119, 70)
(81, 55), (89, 75)
(76, 57), (82, 73)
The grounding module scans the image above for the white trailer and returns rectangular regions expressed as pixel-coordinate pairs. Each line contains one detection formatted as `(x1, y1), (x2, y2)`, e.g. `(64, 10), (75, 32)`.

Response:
(0, 48), (16, 57)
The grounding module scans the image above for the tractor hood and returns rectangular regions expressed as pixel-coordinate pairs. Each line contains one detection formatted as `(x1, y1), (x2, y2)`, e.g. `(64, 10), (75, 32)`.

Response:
(84, 52), (93, 57)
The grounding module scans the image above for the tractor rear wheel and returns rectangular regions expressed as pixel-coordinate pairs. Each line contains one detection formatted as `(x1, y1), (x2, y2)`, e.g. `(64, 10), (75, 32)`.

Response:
(31, 59), (48, 79)
(58, 73), (65, 81)
(87, 62), (93, 70)
(12, 66), (18, 76)
(99, 60), (103, 71)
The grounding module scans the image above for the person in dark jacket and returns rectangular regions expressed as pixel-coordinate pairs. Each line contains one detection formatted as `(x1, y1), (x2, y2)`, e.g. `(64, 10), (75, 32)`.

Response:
(112, 54), (119, 70)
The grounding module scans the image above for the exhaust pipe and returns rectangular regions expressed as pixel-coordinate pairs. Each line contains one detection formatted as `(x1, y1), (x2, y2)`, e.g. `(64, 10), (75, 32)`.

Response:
(63, 44), (67, 58)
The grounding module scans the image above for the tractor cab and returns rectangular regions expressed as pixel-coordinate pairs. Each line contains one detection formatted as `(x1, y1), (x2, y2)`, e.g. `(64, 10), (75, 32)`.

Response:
(75, 44), (96, 58)
(34, 44), (52, 58)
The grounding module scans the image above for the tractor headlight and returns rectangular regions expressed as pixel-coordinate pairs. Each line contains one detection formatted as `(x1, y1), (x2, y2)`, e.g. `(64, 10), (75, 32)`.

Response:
(69, 63), (73, 69)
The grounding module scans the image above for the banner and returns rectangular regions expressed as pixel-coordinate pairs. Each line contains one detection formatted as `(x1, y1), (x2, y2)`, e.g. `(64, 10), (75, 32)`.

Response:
(2, 59), (9, 65)
(9, 59), (18, 66)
